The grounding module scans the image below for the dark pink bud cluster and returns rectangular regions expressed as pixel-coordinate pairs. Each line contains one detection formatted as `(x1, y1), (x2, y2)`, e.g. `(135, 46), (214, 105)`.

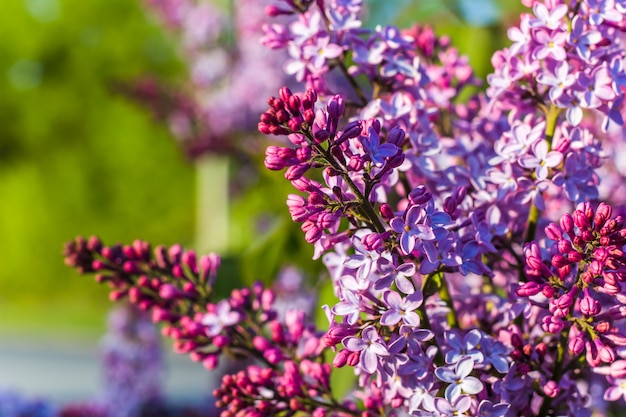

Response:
(258, 87), (317, 136)
(518, 202), (626, 366)
(214, 359), (351, 417)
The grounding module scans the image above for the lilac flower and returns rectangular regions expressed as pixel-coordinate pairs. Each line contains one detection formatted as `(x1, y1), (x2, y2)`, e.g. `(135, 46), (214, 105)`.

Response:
(435, 357), (483, 400)
(302, 36), (343, 70)
(580, 66), (617, 109)
(507, 15), (531, 55)
(380, 290), (423, 327)
(477, 400), (510, 417)
(332, 286), (362, 325)
(360, 126), (400, 166)
(202, 300), (241, 336)
(431, 395), (472, 417)
(568, 16), (602, 60)
(586, 0), (623, 25)
(375, 257), (417, 293)
(530, 3), (568, 29)
(518, 139), (563, 180)
(532, 30), (567, 61)
(343, 236), (381, 280)
(537, 61), (575, 101)
(391, 205), (436, 255)
(443, 329), (484, 364)
(343, 326), (389, 374)
(604, 377), (626, 401)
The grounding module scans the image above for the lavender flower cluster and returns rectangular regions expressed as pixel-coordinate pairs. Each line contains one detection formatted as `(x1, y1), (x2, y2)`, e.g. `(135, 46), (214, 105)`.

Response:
(65, 0), (626, 416)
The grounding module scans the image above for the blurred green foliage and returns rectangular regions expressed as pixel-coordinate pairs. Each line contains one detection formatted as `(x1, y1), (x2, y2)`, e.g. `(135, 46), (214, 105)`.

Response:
(0, 0), (528, 338)
(0, 0), (194, 337)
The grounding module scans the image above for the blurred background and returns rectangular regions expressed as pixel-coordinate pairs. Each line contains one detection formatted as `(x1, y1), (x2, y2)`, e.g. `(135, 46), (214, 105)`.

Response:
(0, 0), (525, 413)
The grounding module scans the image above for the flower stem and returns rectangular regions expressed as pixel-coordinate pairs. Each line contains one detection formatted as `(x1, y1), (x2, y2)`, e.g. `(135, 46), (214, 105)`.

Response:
(524, 105), (560, 244)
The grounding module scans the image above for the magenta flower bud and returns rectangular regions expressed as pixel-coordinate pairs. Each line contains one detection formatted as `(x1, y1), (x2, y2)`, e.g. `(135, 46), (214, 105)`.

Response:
(313, 407), (327, 417)
(543, 380), (560, 398)
(603, 333), (626, 346)
(276, 109), (290, 124)
(387, 126), (406, 146)
(168, 244), (182, 263)
(595, 202), (612, 228)
(181, 250), (197, 274)
(302, 220), (322, 243)
(302, 89), (317, 109)
(545, 223), (562, 240)
(279, 87), (293, 102)
(128, 287), (142, 303)
(335, 121), (362, 145)
(151, 307), (172, 323)
(203, 354), (219, 370)
(609, 305), (626, 319)
(560, 213), (575, 235)
(596, 339), (616, 363)
(304, 108), (316, 125)
(558, 239), (573, 254)
(574, 209), (590, 230)
(569, 336), (585, 355)
(380, 203), (394, 220)
(567, 250), (583, 262)
(258, 122), (271, 134)
(580, 289), (601, 316)
(610, 360), (626, 378)
(87, 235), (102, 252)
(296, 146), (311, 161)
(542, 315), (565, 334)
(159, 284), (180, 300)
(551, 254), (570, 269)
(288, 116), (303, 132)
(288, 95), (301, 114)
(263, 348), (284, 364)
(362, 232), (385, 251)
(285, 163), (310, 180)
(213, 335), (230, 348)
(261, 289), (275, 311)
(409, 186), (432, 205)
(516, 282), (543, 297)
(327, 95), (345, 120)
(92, 259), (106, 271)
(346, 351), (360, 367)
(542, 285), (556, 298)
(172, 264), (184, 278)
(264, 4), (291, 16)
(348, 155), (364, 171)
(109, 290), (127, 301)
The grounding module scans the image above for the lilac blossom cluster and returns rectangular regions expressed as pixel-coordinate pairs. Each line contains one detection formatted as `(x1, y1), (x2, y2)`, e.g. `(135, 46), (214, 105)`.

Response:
(65, 0), (626, 416)
(64, 237), (360, 416)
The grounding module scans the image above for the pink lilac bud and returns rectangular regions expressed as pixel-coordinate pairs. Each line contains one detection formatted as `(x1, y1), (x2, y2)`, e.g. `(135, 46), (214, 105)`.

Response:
(545, 223), (562, 240)
(609, 360), (626, 378)
(581, 289), (601, 316)
(560, 213), (575, 236)
(203, 354), (219, 370)
(516, 282), (543, 297)
(542, 315), (565, 333)
(543, 380), (560, 398)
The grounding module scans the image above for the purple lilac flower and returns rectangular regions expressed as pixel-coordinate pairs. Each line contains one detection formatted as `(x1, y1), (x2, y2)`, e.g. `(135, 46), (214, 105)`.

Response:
(380, 290), (423, 327)
(435, 357), (483, 400)
(343, 326), (389, 374)
(202, 300), (241, 337)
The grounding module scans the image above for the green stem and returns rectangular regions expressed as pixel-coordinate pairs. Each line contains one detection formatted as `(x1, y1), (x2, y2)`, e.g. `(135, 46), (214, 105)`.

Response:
(524, 105), (560, 244)
(438, 274), (459, 329)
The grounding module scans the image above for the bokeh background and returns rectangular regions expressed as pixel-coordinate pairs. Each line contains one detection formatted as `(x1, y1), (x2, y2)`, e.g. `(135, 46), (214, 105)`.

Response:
(0, 0), (526, 409)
